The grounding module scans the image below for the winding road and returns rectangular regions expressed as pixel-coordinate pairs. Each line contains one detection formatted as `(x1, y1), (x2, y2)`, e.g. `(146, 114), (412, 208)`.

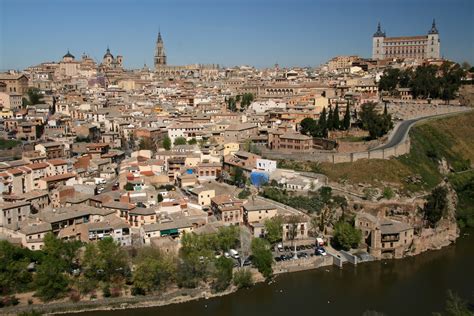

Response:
(374, 108), (472, 151)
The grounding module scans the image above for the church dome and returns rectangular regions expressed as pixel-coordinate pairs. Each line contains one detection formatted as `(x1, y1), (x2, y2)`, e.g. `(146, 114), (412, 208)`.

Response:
(63, 50), (75, 59)
(103, 47), (114, 59)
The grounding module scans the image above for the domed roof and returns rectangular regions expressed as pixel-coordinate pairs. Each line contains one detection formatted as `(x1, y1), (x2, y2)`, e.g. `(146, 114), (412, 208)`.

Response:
(103, 47), (114, 59)
(63, 50), (75, 59)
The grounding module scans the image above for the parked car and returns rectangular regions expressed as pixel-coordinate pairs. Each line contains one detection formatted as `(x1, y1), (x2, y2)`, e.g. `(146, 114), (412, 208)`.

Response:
(224, 251), (231, 258)
(277, 243), (284, 252)
(316, 247), (327, 256)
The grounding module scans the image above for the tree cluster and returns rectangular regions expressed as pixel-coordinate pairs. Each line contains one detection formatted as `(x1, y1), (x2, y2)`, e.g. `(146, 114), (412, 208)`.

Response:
(300, 103), (352, 138)
(359, 102), (393, 140)
(378, 62), (465, 101)
(226, 93), (255, 112)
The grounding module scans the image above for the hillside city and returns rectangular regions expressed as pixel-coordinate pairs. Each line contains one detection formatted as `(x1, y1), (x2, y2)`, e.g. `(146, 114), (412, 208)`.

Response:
(0, 19), (473, 315)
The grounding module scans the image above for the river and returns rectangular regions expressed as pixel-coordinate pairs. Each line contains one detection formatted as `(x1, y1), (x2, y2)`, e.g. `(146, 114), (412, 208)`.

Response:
(78, 229), (474, 316)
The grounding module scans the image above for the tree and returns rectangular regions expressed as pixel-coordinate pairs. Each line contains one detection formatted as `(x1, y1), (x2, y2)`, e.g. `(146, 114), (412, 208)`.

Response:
(438, 290), (473, 316)
(35, 257), (69, 301)
(226, 96), (237, 112)
(0, 241), (34, 294)
(318, 107), (328, 138)
(423, 186), (449, 227)
(23, 88), (44, 106)
(332, 103), (340, 130)
(138, 138), (155, 151)
(213, 256), (234, 292)
(124, 182), (134, 191)
(133, 248), (175, 293)
(187, 138), (197, 145)
(264, 216), (283, 244)
(233, 268), (253, 289)
(360, 102), (393, 140)
(319, 186), (332, 203)
(174, 137), (187, 146)
(217, 226), (240, 251)
(162, 135), (171, 150)
(378, 68), (401, 93)
(232, 167), (246, 186)
(343, 103), (351, 130)
(42, 233), (81, 272)
(82, 238), (129, 282)
(251, 238), (273, 279)
(327, 105), (334, 130)
(332, 221), (362, 251)
(300, 117), (318, 136)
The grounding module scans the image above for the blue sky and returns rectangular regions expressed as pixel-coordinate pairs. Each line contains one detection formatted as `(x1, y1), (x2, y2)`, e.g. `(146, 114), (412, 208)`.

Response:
(0, 0), (473, 70)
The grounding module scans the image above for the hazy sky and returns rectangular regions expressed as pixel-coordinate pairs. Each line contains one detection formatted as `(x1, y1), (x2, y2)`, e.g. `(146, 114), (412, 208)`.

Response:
(0, 0), (473, 70)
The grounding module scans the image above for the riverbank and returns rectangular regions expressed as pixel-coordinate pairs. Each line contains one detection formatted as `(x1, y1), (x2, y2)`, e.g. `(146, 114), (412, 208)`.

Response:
(64, 229), (474, 316)
(2, 284), (241, 315)
(3, 229), (460, 316)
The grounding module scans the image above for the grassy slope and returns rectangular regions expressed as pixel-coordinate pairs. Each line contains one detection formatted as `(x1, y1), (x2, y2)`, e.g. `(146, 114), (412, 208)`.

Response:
(320, 111), (474, 192)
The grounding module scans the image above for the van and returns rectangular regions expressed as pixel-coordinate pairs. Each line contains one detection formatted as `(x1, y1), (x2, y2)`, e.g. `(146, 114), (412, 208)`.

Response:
(316, 237), (325, 247)
(229, 249), (239, 259)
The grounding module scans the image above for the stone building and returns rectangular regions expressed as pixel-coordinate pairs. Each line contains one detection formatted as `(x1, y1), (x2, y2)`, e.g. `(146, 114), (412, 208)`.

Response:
(153, 31), (218, 78)
(372, 20), (440, 60)
(355, 212), (414, 259)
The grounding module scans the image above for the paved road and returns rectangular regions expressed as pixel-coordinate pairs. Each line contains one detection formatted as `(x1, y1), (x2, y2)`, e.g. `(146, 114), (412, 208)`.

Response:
(375, 109), (472, 151)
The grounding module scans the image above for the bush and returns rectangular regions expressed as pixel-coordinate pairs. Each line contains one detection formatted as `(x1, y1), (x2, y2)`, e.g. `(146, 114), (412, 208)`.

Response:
(238, 189), (251, 199)
(102, 284), (111, 298)
(382, 187), (395, 200)
(131, 287), (146, 296)
(233, 269), (253, 289)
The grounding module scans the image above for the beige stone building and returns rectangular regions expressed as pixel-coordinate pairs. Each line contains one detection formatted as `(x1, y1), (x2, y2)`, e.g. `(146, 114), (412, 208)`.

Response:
(356, 212), (414, 259)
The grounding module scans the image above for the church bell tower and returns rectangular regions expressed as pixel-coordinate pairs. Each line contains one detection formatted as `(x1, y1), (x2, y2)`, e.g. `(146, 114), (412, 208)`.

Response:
(154, 31), (167, 69)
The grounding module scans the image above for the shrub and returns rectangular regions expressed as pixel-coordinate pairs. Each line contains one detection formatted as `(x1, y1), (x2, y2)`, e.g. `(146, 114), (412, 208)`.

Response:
(233, 269), (253, 289)
(69, 290), (81, 303)
(131, 287), (145, 296)
(102, 284), (111, 298)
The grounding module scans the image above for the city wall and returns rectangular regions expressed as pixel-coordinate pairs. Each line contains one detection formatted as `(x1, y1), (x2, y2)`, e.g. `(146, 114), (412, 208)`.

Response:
(263, 137), (410, 164)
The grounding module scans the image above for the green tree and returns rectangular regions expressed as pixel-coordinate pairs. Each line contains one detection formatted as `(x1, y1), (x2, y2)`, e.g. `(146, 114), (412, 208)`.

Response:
(264, 216), (283, 244)
(174, 137), (187, 146)
(332, 221), (362, 251)
(360, 102), (393, 140)
(0, 241), (34, 294)
(162, 135), (171, 150)
(35, 257), (69, 301)
(327, 105), (334, 130)
(23, 88), (44, 106)
(232, 167), (246, 186)
(251, 238), (273, 279)
(424, 186), (449, 226)
(300, 117), (318, 136)
(213, 256), (234, 292)
(124, 182), (134, 191)
(217, 226), (240, 251)
(343, 103), (351, 130)
(82, 238), (129, 282)
(138, 138), (155, 151)
(233, 268), (253, 289)
(132, 248), (175, 293)
(378, 68), (401, 93)
(333, 103), (341, 130)
(188, 138), (197, 145)
(318, 107), (328, 138)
